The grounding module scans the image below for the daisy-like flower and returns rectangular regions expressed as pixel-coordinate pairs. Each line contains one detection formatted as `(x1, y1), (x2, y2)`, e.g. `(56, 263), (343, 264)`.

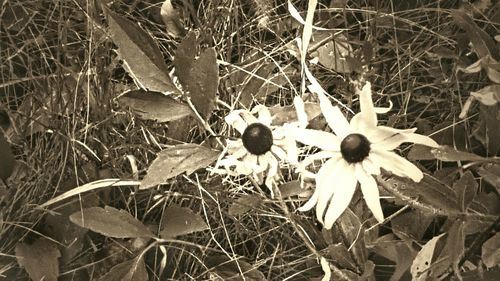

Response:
(214, 98), (306, 196)
(293, 81), (439, 229)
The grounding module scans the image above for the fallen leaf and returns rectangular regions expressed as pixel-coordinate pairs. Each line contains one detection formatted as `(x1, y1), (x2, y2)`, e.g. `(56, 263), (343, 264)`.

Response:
(160, 0), (185, 38)
(98, 255), (148, 281)
(118, 90), (192, 122)
(160, 205), (208, 238)
(140, 143), (220, 189)
(15, 238), (61, 281)
(411, 233), (446, 281)
(228, 194), (263, 216)
(103, 7), (179, 94)
(69, 206), (154, 238)
(470, 84), (500, 106)
(482, 232), (500, 268)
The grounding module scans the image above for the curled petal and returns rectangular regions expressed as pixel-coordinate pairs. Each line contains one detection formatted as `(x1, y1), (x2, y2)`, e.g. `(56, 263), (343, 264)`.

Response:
(370, 150), (424, 182)
(374, 99), (393, 114)
(292, 128), (341, 151)
(355, 165), (384, 223)
(298, 184), (320, 212)
(356, 82), (377, 127)
(323, 163), (357, 229)
(225, 111), (247, 134)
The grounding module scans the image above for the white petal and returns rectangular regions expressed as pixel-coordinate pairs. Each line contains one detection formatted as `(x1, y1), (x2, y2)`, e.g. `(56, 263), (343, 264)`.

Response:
(258, 154), (270, 171)
(294, 95), (308, 128)
(356, 81), (377, 127)
(370, 150), (424, 182)
(228, 145), (247, 160)
(355, 164), (384, 223)
(349, 112), (372, 134)
(297, 152), (340, 173)
(320, 257), (331, 281)
(364, 125), (415, 144)
(314, 158), (340, 223)
(323, 163), (358, 229)
(240, 110), (259, 124)
(291, 128), (341, 151)
(225, 111), (248, 134)
(253, 105), (273, 126)
(317, 93), (351, 138)
(361, 158), (381, 175)
(372, 131), (439, 150)
(271, 145), (288, 161)
(298, 184), (320, 212)
(265, 155), (279, 194)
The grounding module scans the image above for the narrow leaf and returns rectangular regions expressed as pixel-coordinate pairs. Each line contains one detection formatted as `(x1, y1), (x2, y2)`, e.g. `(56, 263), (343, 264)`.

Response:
(98, 256), (148, 281)
(452, 10), (498, 59)
(15, 238), (61, 281)
(454, 171), (478, 211)
(477, 164), (500, 192)
(431, 145), (486, 162)
(174, 31), (218, 120)
(411, 233), (446, 281)
(431, 221), (465, 278)
(160, 205), (208, 238)
(103, 7), (179, 94)
(69, 206), (154, 238)
(118, 90), (192, 122)
(140, 143), (220, 189)
(0, 132), (15, 181)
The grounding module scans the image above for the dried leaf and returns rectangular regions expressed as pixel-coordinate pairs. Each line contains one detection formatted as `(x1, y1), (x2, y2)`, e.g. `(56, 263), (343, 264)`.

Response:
(118, 90), (192, 122)
(482, 232), (500, 268)
(431, 145), (486, 162)
(140, 143), (220, 189)
(453, 171), (478, 211)
(229, 194), (263, 216)
(103, 7), (179, 94)
(470, 84), (500, 106)
(205, 254), (267, 281)
(98, 256), (148, 281)
(0, 133), (15, 181)
(160, 205), (208, 238)
(411, 233), (446, 281)
(174, 31), (218, 120)
(69, 206), (154, 238)
(160, 0), (185, 38)
(15, 238), (61, 281)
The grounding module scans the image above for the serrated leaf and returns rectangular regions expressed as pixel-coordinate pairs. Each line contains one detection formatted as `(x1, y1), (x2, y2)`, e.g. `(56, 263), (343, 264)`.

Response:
(0, 132), (15, 181)
(118, 90), (192, 122)
(452, 10), (498, 60)
(382, 176), (463, 215)
(174, 31), (218, 120)
(160, 205), (208, 238)
(482, 232), (500, 268)
(431, 145), (486, 162)
(205, 254), (267, 281)
(268, 102), (322, 126)
(411, 233), (446, 281)
(69, 206), (154, 238)
(98, 256), (148, 281)
(103, 7), (179, 94)
(228, 194), (263, 216)
(15, 238), (60, 281)
(471, 84), (500, 106)
(140, 143), (220, 189)
(454, 171), (478, 211)
(160, 0), (185, 38)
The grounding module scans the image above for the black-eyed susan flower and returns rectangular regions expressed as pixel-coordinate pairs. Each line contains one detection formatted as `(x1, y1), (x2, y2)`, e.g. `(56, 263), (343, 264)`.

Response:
(293, 81), (439, 229)
(214, 98), (306, 196)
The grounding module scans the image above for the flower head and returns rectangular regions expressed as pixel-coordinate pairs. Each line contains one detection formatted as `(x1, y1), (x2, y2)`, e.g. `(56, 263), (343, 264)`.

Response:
(293, 82), (439, 229)
(214, 100), (304, 195)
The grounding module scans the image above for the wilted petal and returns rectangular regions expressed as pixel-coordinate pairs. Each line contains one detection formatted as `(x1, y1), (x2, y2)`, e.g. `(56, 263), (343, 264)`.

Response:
(315, 158), (340, 223)
(253, 105), (273, 126)
(355, 165), (384, 223)
(370, 150), (424, 182)
(323, 163), (357, 229)
(356, 82), (377, 127)
(292, 128), (341, 151)
(225, 111), (247, 134)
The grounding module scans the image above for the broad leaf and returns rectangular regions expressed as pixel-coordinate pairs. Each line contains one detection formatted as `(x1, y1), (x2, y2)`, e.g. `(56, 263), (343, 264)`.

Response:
(140, 143), (220, 189)
(431, 145), (486, 162)
(160, 205), (208, 238)
(381, 176), (463, 215)
(0, 132), (15, 181)
(452, 10), (498, 60)
(372, 234), (416, 281)
(205, 254), (267, 281)
(174, 31), (218, 120)
(118, 90), (192, 122)
(69, 206), (154, 238)
(268, 102), (322, 126)
(411, 233), (446, 281)
(335, 208), (367, 269)
(104, 7), (179, 94)
(228, 194), (263, 216)
(476, 104), (500, 156)
(482, 232), (500, 268)
(392, 209), (434, 241)
(15, 238), (60, 281)
(160, 0), (185, 38)
(477, 164), (500, 192)
(311, 34), (355, 73)
(327, 243), (358, 272)
(98, 256), (148, 281)
(453, 171), (478, 211)
(431, 220), (465, 278)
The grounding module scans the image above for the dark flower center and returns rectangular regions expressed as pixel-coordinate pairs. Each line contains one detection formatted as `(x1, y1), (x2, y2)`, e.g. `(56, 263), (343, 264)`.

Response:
(242, 123), (273, 155)
(340, 133), (371, 163)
